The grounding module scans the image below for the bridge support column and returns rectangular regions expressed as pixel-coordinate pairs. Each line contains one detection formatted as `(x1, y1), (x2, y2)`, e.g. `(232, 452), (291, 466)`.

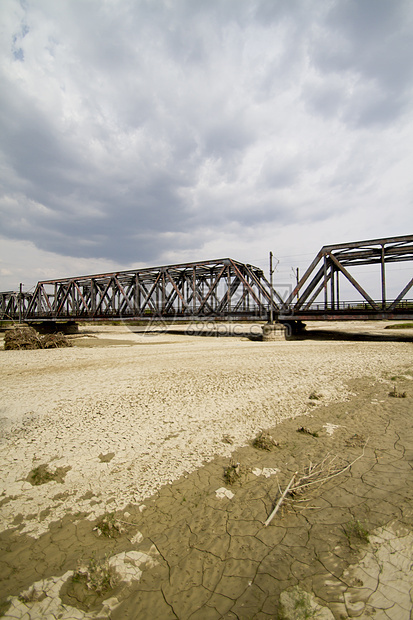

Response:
(262, 323), (287, 341)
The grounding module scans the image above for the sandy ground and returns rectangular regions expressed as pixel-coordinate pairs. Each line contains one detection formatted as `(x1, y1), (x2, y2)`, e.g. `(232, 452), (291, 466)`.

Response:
(0, 321), (412, 618)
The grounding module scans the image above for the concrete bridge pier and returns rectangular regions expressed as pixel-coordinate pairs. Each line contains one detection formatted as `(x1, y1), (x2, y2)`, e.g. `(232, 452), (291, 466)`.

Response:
(262, 320), (306, 340)
(262, 323), (287, 341)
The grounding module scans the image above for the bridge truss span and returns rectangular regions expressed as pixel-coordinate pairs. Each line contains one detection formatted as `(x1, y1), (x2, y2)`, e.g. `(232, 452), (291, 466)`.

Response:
(280, 234), (413, 321)
(21, 258), (285, 321)
(1, 235), (412, 324)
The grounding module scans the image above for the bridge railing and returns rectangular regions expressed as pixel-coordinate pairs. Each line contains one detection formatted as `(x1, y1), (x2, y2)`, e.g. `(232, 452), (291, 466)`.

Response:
(280, 298), (413, 316)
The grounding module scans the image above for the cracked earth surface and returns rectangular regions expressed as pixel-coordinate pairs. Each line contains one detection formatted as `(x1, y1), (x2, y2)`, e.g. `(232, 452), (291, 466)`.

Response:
(0, 324), (412, 618)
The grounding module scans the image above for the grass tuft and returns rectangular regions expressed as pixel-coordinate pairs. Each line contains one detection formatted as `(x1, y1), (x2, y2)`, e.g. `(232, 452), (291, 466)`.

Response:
(344, 518), (370, 545)
(94, 513), (125, 538)
(252, 430), (279, 451)
(18, 587), (44, 604)
(223, 462), (246, 485)
(72, 556), (119, 595)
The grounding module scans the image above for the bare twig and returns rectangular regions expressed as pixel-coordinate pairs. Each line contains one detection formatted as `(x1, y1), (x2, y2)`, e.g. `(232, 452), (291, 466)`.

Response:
(263, 439), (369, 525)
(291, 438), (369, 494)
(115, 518), (141, 527)
(264, 472), (298, 527)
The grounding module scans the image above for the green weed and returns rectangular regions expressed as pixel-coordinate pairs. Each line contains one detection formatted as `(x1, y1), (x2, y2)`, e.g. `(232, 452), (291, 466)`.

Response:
(344, 519), (370, 545)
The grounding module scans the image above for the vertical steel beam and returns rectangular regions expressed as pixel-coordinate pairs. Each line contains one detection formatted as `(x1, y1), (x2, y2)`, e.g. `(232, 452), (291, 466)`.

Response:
(381, 245), (386, 310)
(91, 280), (96, 315)
(330, 265), (335, 310)
(336, 269), (340, 310)
(227, 265), (231, 313)
(192, 267), (196, 314)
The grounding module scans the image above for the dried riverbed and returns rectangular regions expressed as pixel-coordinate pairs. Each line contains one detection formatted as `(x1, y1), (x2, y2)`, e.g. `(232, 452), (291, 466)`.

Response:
(0, 322), (412, 618)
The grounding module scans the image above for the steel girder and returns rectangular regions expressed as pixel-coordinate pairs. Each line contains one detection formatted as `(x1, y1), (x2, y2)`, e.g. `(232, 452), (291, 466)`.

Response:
(0, 291), (33, 321)
(280, 234), (413, 320)
(2, 236), (412, 323)
(15, 258), (283, 321)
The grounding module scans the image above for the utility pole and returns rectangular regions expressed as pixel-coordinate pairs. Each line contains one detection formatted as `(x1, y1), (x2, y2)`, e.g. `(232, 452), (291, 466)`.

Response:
(296, 267), (299, 301)
(19, 283), (23, 324)
(269, 252), (274, 324)
(291, 268), (300, 301)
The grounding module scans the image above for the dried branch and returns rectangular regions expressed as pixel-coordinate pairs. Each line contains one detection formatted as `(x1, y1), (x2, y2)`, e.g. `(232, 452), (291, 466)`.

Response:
(291, 438), (369, 494)
(264, 472), (298, 527)
(263, 439), (369, 526)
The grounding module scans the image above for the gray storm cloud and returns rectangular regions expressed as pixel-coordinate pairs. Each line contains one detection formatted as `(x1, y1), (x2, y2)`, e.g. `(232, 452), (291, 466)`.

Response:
(0, 0), (412, 289)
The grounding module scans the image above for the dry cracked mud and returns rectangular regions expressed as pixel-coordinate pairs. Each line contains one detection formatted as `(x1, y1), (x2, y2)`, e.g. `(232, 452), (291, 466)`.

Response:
(0, 324), (412, 618)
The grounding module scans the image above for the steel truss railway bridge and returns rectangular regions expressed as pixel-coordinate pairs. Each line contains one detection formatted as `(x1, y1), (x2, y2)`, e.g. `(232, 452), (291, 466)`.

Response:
(1, 235), (412, 327)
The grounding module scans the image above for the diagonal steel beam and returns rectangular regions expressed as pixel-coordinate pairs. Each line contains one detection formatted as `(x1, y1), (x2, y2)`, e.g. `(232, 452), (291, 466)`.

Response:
(73, 281), (92, 315)
(285, 251), (324, 306)
(229, 262), (265, 309)
(301, 271), (333, 310)
(26, 283), (53, 316)
(118, 280), (136, 315)
(197, 265), (227, 313)
(328, 253), (379, 310)
(387, 276), (413, 311)
(56, 281), (76, 315)
(94, 278), (115, 315)
(139, 272), (162, 313)
(293, 264), (325, 311)
(165, 270), (190, 311)
(113, 276), (134, 314)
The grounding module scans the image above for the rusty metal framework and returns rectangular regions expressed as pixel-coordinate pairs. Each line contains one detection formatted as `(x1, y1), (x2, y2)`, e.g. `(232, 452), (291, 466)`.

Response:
(8, 258), (284, 322)
(1, 235), (412, 324)
(0, 291), (33, 322)
(280, 234), (413, 321)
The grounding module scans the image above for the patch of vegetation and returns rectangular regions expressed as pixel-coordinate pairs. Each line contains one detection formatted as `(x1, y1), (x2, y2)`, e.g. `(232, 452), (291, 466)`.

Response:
(385, 322), (413, 329)
(27, 464), (71, 486)
(294, 591), (317, 618)
(223, 462), (246, 485)
(4, 326), (72, 350)
(72, 556), (119, 595)
(252, 430), (279, 451)
(308, 391), (322, 400)
(388, 385), (407, 398)
(278, 586), (317, 619)
(18, 586), (45, 604)
(94, 513), (125, 538)
(297, 426), (319, 438)
(344, 519), (370, 545)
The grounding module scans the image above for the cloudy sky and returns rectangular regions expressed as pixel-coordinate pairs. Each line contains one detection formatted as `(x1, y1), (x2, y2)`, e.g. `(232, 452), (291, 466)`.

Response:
(1, 0), (412, 298)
